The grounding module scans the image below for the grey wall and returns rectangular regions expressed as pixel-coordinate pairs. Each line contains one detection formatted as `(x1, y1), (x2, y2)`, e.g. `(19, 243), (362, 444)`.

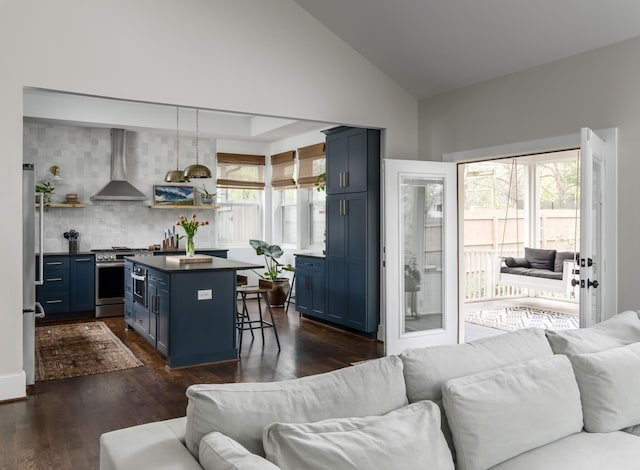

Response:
(419, 35), (640, 312)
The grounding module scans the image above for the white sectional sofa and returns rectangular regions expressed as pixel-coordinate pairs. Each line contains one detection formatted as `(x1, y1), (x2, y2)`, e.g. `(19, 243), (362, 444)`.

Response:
(100, 310), (640, 470)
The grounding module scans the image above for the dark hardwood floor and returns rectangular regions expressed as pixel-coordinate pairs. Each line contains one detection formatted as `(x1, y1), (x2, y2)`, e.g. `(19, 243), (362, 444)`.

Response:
(0, 302), (383, 470)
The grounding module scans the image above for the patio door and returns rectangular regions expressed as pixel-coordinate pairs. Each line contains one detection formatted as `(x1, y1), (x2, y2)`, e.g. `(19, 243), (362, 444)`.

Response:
(383, 159), (458, 354)
(579, 128), (615, 327)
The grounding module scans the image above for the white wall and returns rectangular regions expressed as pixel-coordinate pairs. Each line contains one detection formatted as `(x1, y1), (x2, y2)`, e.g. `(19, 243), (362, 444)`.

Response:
(0, 0), (417, 400)
(419, 35), (640, 314)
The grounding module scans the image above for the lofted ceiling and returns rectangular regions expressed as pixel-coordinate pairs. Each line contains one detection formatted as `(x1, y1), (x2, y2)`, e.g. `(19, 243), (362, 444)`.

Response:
(293, 0), (640, 99)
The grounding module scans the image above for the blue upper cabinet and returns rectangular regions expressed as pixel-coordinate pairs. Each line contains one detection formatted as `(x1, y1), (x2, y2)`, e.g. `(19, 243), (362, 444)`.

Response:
(323, 127), (380, 335)
(325, 127), (374, 195)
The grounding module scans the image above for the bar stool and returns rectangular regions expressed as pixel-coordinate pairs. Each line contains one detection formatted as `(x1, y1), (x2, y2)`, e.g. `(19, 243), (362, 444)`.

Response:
(236, 285), (281, 351)
(284, 268), (296, 314)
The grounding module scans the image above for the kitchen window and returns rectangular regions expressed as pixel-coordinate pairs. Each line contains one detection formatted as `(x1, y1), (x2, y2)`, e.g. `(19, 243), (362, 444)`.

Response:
(297, 143), (326, 249)
(216, 152), (265, 246)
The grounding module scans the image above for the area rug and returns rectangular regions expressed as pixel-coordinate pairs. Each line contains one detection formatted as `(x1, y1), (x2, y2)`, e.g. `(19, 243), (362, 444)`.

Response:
(465, 306), (579, 332)
(35, 321), (143, 381)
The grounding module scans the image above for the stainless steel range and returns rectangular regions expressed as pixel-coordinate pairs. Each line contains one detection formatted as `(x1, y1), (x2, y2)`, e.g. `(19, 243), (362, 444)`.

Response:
(93, 247), (153, 318)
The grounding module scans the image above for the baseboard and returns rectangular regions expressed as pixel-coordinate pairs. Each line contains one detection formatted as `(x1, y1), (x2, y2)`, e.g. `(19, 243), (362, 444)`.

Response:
(0, 370), (26, 402)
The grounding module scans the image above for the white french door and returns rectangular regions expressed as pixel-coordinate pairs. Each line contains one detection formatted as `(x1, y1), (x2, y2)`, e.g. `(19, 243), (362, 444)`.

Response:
(382, 159), (458, 355)
(579, 127), (616, 327)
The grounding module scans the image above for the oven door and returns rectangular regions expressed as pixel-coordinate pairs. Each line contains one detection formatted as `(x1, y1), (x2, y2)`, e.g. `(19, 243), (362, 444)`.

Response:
(95, 262), (125, 306)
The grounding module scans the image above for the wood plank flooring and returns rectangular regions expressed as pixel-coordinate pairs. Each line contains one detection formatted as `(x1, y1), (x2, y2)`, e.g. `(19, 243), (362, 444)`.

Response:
(0, 302), (383, 470)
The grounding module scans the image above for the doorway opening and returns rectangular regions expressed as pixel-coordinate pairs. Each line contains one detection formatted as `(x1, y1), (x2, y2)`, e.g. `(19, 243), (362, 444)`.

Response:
(460, 149), (580, 340)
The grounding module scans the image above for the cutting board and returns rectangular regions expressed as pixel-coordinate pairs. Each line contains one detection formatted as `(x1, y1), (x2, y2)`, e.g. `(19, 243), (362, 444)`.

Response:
(166, 254), (213, 264)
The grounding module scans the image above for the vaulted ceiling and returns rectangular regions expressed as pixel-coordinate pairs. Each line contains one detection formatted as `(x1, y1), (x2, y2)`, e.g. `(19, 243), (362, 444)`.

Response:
(293, 0), (640, 99)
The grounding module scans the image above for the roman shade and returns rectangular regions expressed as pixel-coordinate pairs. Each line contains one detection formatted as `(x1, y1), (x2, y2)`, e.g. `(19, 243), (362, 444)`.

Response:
(297, 143), (325, 188)
(216, 153), (265, 189)
(271, 150), (296, 189)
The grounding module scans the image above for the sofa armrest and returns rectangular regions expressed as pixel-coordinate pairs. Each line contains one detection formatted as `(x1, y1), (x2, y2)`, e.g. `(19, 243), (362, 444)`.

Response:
(100, 417), (202, 470)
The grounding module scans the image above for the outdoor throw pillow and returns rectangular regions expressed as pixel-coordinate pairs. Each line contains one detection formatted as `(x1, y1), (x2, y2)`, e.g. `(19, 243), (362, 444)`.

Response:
(524, 247), (556, 270)
(262, 401), (454, 470)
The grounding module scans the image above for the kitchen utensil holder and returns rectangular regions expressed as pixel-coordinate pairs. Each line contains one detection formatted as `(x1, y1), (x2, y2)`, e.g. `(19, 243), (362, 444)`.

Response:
(69, 239), (79, 254)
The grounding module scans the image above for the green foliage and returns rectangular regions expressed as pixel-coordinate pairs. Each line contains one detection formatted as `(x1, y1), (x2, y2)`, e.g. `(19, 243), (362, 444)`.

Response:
(36, 181), (55, 208)
(249, 239), (293, 280)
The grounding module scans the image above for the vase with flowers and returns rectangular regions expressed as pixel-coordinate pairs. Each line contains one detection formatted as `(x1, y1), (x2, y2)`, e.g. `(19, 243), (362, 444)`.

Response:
(176, 213), (209, 257)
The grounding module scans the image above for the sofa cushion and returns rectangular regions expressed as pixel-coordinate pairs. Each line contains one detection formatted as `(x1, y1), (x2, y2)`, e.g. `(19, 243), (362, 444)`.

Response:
(262, 401), (454, 470)
(546, 310), (640, 356)
(199, 432), (280, 470)
(570, 342), (640, 432)
(400, 327), (553, 404)
(503, 257), (529, 268)
(489, 431), (640, 470)
(442, 355), (583, 470)
(524, 247), (556, 270)
(185, 356), (408, 458)
(554, 251), (577, 272)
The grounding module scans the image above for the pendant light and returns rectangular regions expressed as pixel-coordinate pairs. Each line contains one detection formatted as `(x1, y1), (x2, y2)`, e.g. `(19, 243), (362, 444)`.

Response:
(183, 108), (212, 179)
(165, 107), (189, 182)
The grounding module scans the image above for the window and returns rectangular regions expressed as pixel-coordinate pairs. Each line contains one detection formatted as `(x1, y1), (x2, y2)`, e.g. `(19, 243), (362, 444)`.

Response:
(309, 187), (326, 248)
(216, 153), (265, 245)
(271, 150), (297, 245)
(298, 143), (326, 248)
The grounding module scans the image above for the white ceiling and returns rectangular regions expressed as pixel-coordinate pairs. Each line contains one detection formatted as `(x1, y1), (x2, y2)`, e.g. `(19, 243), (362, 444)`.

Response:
(293, 0), (640, 99)
(24, 89), (332, 143)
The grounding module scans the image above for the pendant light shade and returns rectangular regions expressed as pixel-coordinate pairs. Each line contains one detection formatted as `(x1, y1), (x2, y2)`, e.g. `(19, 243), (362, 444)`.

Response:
(165, 107), (189, 183)
(183, 109), (212, 179)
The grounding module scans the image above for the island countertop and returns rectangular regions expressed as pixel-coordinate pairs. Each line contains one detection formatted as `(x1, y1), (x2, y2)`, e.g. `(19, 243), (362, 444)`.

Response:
(125, 255), (262, 273)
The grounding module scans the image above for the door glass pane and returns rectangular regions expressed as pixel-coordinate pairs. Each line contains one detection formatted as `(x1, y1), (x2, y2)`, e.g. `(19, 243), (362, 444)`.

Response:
(401, 175), (444, 334)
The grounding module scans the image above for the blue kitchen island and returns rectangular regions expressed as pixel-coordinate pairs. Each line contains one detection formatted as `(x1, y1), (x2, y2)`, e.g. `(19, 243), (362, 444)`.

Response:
(124, 255), (261, 367)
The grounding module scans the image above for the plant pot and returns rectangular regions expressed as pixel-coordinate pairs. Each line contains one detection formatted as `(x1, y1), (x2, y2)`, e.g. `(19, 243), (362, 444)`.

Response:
(200, 196), (214, 205)
(259, 278), (290, 307)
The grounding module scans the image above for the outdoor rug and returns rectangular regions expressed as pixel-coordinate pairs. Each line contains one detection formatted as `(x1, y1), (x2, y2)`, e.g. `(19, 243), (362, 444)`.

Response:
(35, 321), (143, 381)
(465, 306), (579, 332)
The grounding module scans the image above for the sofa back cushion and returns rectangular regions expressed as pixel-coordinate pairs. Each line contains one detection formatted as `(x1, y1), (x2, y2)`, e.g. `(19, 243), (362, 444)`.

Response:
(263, 401), (454, 470)
(546, 310), (640, 356)
(524, 247), (556, 270)
(400, 328), (553, 403)
(442, 355), (583, 470)
(185, 356), (408, 458)
(570, 342), (640, 432)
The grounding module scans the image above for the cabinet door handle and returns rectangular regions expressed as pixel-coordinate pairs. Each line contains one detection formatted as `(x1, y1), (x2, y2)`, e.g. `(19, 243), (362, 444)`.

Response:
(343, 171), (349, 188)
(343, 199), (348, 215)
(46, 277), (63, 282)
(75, 258), (91, 262)
(339, 199), (344, 216)
(46, 299), (63, 304)
(46, 261), (63, 266)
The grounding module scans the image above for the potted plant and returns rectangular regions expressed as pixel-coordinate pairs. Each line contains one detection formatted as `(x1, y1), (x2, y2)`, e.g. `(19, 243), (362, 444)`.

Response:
(196, 185), (217, 205)
(314, 172), (326, 192)
(249, 239), (294, 306)
(36, 181), (55, 210)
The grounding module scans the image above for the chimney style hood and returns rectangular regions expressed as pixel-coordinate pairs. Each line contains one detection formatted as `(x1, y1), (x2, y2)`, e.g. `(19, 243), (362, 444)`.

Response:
(91, 129), (147, 201)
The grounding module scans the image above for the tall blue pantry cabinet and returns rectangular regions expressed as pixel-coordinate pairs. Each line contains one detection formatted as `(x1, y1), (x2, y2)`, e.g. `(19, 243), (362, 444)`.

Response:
(323, 127), (380, 335)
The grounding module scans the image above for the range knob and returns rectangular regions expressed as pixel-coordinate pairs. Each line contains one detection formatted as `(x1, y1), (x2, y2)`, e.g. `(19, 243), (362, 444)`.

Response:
(97, 255), (103, 261)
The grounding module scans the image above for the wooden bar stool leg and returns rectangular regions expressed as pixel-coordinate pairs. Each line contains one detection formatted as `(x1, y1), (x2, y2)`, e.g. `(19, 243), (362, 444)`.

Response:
(241, 292), (255, 339)
(285, 271), (295, 314)
(256, 293), (266, 344)
(263, 291), (281, 351)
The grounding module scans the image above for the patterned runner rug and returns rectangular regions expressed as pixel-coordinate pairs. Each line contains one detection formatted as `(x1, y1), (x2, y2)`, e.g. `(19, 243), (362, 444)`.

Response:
(465, 306), (579, 332)
(35, 321), (143, 381)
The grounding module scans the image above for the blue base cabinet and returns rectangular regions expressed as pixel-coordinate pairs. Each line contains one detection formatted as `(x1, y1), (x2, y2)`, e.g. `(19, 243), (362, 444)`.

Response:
(36, 254), (95, 317)
(295, 256), (325, 319)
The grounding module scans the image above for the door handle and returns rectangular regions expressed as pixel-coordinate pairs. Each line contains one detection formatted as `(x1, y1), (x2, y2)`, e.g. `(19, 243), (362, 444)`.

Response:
(343, 172), (348, 188)
(588, 279), (599, 289)
(75, 258), (92, 262)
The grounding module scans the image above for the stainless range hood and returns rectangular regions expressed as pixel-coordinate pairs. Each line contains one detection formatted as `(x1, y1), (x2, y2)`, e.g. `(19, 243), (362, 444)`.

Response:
(91, 129), (147, 201)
